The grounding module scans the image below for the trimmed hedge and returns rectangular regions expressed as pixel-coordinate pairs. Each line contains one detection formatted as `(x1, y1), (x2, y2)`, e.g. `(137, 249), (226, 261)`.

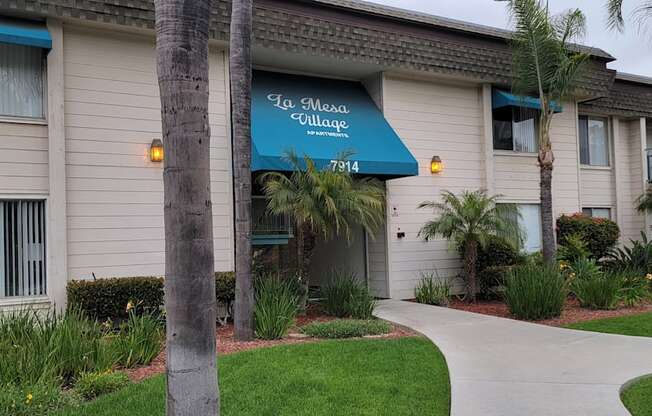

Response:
(301, 319), (392, 339)
(67, 272), (235, 322)
(556, 213), (620, 259)
(67, 277), (164, 322)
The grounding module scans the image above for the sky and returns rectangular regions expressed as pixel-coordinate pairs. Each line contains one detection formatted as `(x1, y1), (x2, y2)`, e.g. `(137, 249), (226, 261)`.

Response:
(371, 0), (652, 77)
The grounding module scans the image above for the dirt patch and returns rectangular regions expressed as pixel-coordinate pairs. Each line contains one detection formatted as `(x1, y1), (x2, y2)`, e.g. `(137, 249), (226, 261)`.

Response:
(448, 298), (652, 326)
(125, 312), (415, 383)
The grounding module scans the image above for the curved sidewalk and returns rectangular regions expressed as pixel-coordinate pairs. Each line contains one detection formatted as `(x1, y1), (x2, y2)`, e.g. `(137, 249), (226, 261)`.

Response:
(375, 299), (652, 416)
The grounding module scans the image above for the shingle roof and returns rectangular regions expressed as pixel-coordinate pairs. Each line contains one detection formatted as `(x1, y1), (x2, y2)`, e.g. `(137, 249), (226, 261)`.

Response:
(579, 74), (652, 118)
(0, 0), (618, 99)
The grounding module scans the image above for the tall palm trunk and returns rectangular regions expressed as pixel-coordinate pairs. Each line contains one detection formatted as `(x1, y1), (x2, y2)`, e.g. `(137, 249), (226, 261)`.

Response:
(154, 0), (218, 414)
(230, 0), (254, 341)
(296, 223), (316, 308)
(464, 239), (479, 302)
(539, 117), (556, 263)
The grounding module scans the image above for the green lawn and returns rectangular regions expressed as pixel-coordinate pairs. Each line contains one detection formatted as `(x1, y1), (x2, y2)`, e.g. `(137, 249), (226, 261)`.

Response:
(564, 312), (652, 337)
(622, 377), (652, 416)
(55, 337), (450, 416)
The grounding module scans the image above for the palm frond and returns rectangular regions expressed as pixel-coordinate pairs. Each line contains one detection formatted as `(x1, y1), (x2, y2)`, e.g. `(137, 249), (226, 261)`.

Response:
(606, 0), (626, 31)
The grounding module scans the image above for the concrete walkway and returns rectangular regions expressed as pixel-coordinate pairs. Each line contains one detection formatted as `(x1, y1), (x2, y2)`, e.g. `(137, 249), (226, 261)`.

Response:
(375, 299), (652, 416)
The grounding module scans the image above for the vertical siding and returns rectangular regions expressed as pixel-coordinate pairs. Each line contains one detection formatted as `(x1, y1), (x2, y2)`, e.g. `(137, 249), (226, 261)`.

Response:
(494, 102), (580, 216)
(0, 123), (49, 194)
(616, 120), (646, 242)
(383, 75), (485, 299)
(63, 27), (232, 279)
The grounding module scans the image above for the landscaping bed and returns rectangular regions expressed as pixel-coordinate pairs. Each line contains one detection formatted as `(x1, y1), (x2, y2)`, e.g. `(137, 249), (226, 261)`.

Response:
(54, 337), (450, 416)
(449, 298), (652, 327)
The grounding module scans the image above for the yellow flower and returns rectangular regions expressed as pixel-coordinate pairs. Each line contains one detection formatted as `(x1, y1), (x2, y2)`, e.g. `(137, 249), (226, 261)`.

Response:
(26, 393), (32, 404)
(559, 261), (568, 270)
(126, 301), (134, 313)
(646, 273), (652, 281)
(569, 272), (576, 279)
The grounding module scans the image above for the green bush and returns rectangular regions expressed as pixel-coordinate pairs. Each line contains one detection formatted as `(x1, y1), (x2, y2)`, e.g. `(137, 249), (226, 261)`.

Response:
(414, 273), (450, 306)
(321, 271), (376, 319)
(301, 319), (391, 339)
(572, 272), (622, 310)
(111, 311), (163, 368)
(618, 271), (651, 307)
(557, 233), (590, 263)
(215, 272), (236, 306)
(0, 382), (80, 416)
(478, 265), (513, 296)
(67, 277), (164, 322)
(567, 257), (601, 281)
(254, 274), (298, 340)
(504, 263), (567, 320)
(606, 232), (652, 275)
(556, 213), (619, 259)
(475, 237), (521, 272)
(74, 371), (130, 400)
(0, 309), (114, 388)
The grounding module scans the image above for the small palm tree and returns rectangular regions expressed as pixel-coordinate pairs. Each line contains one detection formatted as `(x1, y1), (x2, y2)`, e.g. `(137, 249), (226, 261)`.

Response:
(636, 188), (652, 213)
(259, 152), (385, 295)
(607, 0), (652, 31)
(418, 190), (522, 302)
(500, 0), (589, 263)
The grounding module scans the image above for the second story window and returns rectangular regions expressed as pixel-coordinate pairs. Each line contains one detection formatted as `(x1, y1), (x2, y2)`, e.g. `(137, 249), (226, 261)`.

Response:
(493, 106), (539, 153)
(579, 116), (609, 167)
(0, 42), (46, 119)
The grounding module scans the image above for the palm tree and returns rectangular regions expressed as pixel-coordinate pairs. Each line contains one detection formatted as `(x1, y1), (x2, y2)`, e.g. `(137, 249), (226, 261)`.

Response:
(418, 190), (522, 302)
(636, 189), (652, 213)
(500, 0), (589, 263)
(607, 0), (652, 31)
(259, 152), (386, 297)
(230, 0), (255, 341)
(154, 0), (218, 414)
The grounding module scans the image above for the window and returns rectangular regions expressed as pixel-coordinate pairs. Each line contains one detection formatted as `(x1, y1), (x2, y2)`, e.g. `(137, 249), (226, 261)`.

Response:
(0, 43), (46, 119)
(493, 106), (539, 153)
(582, 207), (611, 220)
(579, 116), (609, 167)
(1, 200), (46, 298)
(499, 203), (542, 253)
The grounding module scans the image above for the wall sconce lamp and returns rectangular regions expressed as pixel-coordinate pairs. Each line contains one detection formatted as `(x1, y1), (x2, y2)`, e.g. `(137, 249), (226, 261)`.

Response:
(150, 139), (164, 162)
(430, 156), (443, 174)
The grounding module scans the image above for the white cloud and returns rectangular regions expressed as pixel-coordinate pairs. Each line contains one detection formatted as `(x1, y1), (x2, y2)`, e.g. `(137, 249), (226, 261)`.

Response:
(371, 0), (652, 76)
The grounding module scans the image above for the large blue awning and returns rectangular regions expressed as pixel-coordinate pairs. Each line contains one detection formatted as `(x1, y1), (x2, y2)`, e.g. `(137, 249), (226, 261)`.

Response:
(493, 90), (562, 113)
(251, 71), (418, 178)
(0, 18), (52, 49)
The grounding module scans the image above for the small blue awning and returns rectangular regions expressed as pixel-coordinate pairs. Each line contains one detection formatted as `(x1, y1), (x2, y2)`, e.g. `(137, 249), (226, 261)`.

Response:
(0, 18), (52, 49)
(493, 90), (562, 113)
(251, 71), (418, 178)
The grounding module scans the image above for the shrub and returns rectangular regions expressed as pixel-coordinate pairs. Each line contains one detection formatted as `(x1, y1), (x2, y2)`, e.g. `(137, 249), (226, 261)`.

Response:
(0, 382), (80, 416)
(504, 263), (566, 320)
(414, 273), (450, 306)
(74, 371), (130, 400)
(557, 233), (590, 263)
(475, 237), (521, 272)
(111, 310), (163, 368)
(606, 232), (652, 275)
(556, 213), (619, 259)
(566, 257), (601, 281)
(321, 271), (376, 319)
(0, 309), (114, 388)
(215, 272), (236, 306)
(301, 319), (391, 339)
(478, 265), (513, 297)
(254, 274), (298, 340)
(572, 272), (622, 310)
(67, 277), (164, 322)
(619, 271), (650, 307)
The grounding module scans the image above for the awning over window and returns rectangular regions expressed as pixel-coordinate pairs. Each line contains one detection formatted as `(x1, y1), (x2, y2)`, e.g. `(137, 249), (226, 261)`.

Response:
(493, 90), (562, 113)
(0, 18), (51, 49)
(251, 71), (418, 178)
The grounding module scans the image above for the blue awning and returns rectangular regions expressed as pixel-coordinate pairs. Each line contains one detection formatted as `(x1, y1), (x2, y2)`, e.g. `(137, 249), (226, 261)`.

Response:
(493, 90), (562, 113)
(251, 71), (418, 178)
(0, 18), (52, 49)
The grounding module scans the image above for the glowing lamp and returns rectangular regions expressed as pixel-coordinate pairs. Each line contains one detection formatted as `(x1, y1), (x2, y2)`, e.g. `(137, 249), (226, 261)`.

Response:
(150, 139), (164, 162)
(430, 156), (443, 174)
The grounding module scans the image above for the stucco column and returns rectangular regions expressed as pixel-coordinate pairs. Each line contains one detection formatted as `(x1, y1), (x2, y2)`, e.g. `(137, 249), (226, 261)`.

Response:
(46, 19), (68, 311)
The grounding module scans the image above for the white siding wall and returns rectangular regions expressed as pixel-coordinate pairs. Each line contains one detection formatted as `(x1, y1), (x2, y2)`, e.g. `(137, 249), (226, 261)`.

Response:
(383, 75), (485, 299)
(63, 27), (233, 280)
(616, 119), (646, 242)
(580, 169), (615, 208)
(0, 123), (49, 194)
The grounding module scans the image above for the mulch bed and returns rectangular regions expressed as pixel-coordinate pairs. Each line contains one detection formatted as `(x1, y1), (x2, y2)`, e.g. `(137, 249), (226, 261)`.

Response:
(125, 309), (415, 382)
(449, 297), (652, 327)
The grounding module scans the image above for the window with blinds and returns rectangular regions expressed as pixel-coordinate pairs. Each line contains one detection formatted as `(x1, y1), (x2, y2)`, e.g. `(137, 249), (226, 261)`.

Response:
(0, 200), (46, 298)
(0, 43), (46, 119)
(493, 106), (539, 153)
